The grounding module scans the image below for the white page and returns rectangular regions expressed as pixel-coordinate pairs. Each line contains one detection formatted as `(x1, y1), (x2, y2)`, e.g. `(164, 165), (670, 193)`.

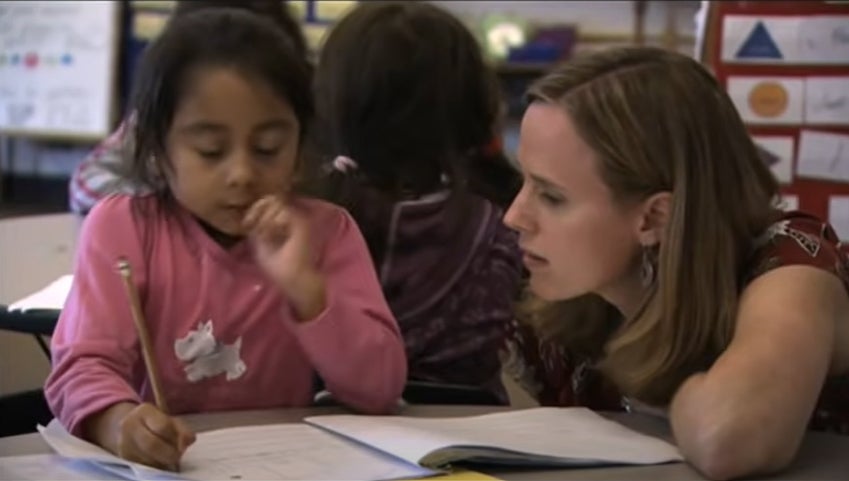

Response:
(38, 420), (170, 481)
(804, 77), (849, 126)
(306, 407), (683, 468)
(8, 275), (73, 311)
(0, 454), (126, 481)
(795, 130), (849, 183)
(40, 418), (434, 481)
(39, 420), (135, 465)
(177, 423), (434, 481)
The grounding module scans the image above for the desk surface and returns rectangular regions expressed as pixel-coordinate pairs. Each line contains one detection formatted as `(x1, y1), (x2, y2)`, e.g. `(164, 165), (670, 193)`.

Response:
(1, 405), (847, 480)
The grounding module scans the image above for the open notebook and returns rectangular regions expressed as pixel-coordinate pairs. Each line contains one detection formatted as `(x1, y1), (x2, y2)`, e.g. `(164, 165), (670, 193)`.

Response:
(39, 407), (682, 481)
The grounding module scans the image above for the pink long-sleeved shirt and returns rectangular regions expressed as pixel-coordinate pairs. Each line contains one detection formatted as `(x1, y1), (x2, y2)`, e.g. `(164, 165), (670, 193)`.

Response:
(46, 194), (407, 435)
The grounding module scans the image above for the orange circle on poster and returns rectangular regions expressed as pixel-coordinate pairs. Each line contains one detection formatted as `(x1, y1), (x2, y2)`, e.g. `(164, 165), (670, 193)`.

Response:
(748, 82), (788, 118)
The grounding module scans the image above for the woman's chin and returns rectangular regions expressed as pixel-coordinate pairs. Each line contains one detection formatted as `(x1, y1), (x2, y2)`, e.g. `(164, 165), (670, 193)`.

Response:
(529, 276), (580, 302)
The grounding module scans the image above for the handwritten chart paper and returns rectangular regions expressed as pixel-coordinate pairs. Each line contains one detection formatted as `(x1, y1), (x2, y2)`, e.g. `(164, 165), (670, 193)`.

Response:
(796, 130), (849, 183)
(0, 1), (119, 138)
(804, 77), (849, 126)
(829, 196), (849, 241)
(798, 16), (849, 65)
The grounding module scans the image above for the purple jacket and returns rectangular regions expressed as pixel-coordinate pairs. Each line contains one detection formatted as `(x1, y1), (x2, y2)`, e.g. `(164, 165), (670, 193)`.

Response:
(378, 191), (522, 402)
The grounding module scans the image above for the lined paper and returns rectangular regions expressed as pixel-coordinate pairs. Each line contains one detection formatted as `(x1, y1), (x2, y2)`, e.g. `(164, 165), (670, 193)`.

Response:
(178, 424), (434, 480)
(39, 419), (434, 481)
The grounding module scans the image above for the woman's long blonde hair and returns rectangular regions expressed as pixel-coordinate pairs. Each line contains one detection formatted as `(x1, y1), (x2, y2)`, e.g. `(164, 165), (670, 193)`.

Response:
(522, 47), (780, 405)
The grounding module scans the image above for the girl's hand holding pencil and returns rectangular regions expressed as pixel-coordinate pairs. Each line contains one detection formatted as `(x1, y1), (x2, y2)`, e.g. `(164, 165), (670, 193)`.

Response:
(84, 401), (195, 472)
(77, 259), (196, 472)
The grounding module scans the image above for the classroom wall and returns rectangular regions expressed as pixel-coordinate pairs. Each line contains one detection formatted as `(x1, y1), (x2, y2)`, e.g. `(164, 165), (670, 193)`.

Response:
(435, 0), (700, 45)
(1, 1), (702, 180)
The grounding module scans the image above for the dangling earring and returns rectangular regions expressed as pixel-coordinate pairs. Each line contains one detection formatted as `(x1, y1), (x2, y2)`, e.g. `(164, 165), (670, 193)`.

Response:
(640, 245), (657, 288)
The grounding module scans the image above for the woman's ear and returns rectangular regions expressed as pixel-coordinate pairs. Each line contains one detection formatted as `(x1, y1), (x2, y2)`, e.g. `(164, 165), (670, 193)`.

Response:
(635, 191), (672, 246)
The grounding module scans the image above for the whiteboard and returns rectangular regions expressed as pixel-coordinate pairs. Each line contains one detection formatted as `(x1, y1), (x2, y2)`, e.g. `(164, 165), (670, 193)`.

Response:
(0, 1), (120, 140)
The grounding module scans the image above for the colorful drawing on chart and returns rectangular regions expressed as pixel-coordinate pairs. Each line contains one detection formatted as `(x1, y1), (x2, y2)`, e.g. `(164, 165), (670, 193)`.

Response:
(61, 53), (73, 66)
(24, 52), (38, 69)
(0, 54), (6, 66)
(10, 53), (20, 66)
(736, 21), (783, 60)
(748, 81), (789, 118)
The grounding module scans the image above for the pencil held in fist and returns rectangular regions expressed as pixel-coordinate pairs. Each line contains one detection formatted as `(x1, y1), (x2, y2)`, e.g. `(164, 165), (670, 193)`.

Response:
(116, 403), (196, 472)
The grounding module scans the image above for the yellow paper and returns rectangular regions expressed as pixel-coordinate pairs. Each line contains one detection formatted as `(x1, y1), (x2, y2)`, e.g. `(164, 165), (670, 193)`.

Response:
(131, 0), (176, 12)
(133, 11), (169, 41)
(303, 23), (330, 52)
(400, 470), (502, 481)
(315, 1), (358, 22)
(287, 1), (309, 21)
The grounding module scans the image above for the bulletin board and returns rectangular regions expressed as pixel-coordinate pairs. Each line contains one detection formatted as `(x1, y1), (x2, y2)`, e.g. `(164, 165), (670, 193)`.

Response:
(0, 1), (121, 141)
(701, 1), (849, 239)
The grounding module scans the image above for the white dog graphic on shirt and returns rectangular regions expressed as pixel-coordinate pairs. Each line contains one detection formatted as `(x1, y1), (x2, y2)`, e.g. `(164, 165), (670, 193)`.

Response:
(174, 320), (246, 382)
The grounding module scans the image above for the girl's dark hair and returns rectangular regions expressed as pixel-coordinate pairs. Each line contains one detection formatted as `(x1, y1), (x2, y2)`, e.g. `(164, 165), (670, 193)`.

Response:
(173, 0), (309, 62)
(128, 8), (313, 191)
(309, 1), (520, 264)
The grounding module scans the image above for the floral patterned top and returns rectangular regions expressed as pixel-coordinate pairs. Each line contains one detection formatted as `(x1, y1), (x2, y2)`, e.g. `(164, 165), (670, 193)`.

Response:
(501, 211), (849, 434)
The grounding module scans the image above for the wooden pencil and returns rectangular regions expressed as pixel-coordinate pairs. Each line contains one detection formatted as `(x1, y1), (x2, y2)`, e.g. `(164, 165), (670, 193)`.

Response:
(116, 258), (170, 414)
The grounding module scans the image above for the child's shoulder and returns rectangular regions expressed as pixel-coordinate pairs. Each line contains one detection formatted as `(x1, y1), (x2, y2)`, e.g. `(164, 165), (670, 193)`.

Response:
(88, 192), (160, 218)
(84, 193), (166, 234)
(294, 196), (352, 229)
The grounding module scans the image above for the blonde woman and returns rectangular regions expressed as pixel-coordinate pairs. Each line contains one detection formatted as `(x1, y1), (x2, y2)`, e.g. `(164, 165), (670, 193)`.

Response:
(501, 46), (849, 480)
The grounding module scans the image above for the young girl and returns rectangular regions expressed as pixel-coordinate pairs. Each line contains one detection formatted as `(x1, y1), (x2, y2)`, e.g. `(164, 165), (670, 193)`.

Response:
(68, 0), (309, 216)
(501, 46), (849, 480)
(308, 1), (523, 403)
(45, 9), (406, 471)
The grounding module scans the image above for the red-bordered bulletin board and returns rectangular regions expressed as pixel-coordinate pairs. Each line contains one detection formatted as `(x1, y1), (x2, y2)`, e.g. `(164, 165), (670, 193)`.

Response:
(702, 1), (849, 238)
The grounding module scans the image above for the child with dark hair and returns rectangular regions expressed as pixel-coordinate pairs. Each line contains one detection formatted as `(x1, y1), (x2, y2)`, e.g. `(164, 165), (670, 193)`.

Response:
(46, 9), (406, 470)
(69, 0), (310, 215)
(309, 1), (523, 403)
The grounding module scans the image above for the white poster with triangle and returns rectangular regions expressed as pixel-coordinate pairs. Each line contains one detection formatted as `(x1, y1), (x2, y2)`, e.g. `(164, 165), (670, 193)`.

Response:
(722, 16), (800, 64)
